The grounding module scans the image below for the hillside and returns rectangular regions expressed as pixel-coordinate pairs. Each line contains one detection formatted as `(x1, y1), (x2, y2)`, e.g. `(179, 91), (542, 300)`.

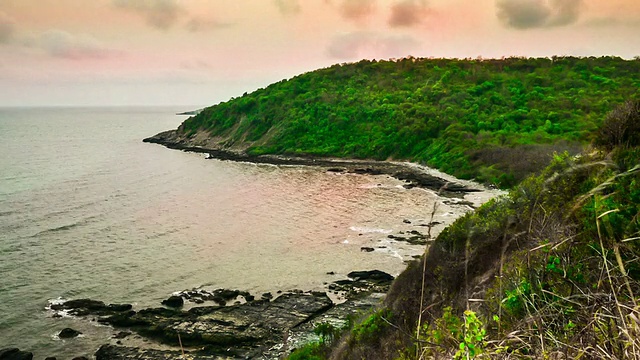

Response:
(292, 100), (640, 360)
(157, 56), (640, 187)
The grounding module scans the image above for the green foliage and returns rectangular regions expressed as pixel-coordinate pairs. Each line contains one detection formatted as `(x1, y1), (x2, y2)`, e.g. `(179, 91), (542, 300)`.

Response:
(178, 56), (640, 187)
(416, 307), (487, 359)
(287, 341), (324, 360)
(351, 309), (390, 344)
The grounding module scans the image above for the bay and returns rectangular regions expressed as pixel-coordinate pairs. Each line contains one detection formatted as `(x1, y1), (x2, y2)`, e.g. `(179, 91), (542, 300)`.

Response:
(0, 107), (480, 358)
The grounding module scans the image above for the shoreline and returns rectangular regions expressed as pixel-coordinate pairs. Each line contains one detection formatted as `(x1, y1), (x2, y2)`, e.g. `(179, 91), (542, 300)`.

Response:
(143, 130), (488, 197)
(4, 132), (502, 359)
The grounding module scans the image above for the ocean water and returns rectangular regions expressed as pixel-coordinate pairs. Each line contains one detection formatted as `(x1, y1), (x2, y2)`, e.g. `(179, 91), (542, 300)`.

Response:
(0, 107), (454, 358)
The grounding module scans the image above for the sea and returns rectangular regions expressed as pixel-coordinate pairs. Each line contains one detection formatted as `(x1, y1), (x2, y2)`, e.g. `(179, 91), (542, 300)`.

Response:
(0, 107), (479, 358)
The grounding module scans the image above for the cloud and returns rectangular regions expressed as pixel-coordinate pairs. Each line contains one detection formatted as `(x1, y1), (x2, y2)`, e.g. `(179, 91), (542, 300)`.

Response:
(112, 0), (184, 30)
(388, 0), (430, 28)
(274, 0), (302, 15)
(0, 12), (16, 44)
(185, 17), (232, 32)
(340, 0), (376, 21)
(327, 31), (419, 60)
(496, 0), (584, 29)
(547, 0), (582, 26)
(33, 30), (118, 60)
(583, 17), (640, 28)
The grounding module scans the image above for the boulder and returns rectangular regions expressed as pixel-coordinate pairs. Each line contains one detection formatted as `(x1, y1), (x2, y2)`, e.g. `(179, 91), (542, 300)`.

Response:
(0, 348), (33, 360)
(161, 295), (184, 308)
(58, 328), (82, 339)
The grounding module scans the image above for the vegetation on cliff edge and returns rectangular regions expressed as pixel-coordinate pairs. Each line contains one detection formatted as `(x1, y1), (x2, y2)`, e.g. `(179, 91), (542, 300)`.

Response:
(327, 99), (640, 359)
(179, 56), (639, 187)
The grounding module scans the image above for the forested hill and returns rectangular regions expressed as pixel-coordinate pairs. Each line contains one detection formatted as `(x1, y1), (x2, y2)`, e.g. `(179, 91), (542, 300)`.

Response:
(176, 56), (640, 187)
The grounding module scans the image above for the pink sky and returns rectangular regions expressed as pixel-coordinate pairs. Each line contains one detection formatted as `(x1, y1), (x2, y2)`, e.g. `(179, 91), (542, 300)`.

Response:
(0, 0), (639, 107)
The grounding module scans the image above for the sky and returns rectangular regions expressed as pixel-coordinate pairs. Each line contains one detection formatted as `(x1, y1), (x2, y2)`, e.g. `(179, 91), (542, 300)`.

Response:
(0, 0), (638, 107)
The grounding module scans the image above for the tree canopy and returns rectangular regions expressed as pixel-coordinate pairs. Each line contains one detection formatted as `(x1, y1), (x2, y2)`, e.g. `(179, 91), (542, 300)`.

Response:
(180, 56), (640, 187)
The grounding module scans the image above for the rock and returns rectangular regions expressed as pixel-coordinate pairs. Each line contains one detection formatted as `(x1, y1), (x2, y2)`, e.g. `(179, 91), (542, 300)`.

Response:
(348, 270), (395, 283)
(71, 357), (89, 360)
(261, 292), (273, 300)
(0, 348), (33, 360)
(403, 219), (412, 224)
(96, 345), (219, 360)
(360, 247), (375, 252)
(93, 292), (333, 356)
(326, 271), (335, 275)
(113, 331), (131, 339)
(44, 357), (56, 360)
(326, 168), (345, 173)
(161, 295), (184, 308)
(58, 328), (82, 338)
(51, 299), (132, 317)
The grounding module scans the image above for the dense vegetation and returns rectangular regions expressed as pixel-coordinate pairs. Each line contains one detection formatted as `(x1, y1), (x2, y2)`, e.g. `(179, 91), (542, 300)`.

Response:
(305, 100), (640, 359)
(180, 56), (640, 187)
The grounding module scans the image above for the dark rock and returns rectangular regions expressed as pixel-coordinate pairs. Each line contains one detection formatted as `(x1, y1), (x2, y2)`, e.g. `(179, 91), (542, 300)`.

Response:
(403, 219), (411, 224)
(326, 168), (345, 173)
(261, 292), (273, 300)
(348, 270), (395, 283)
(161, 295), (184, 308)
(51, 299), (132, 317)
(108, 304), (133, 312)
(71, 357), (89, 360)
(96, 345), (219, 360)
(360, 247), (375, 252)
(352, 168), (383, 175)
(326, 271), (335, 275)
(193, 298), (205, 304)
(93, 292), (333, 356)
(44, 357), (56, 360)
(0, 348), (33, 360)
(58, 328), (82, 338)
(113, 331), (131, 339)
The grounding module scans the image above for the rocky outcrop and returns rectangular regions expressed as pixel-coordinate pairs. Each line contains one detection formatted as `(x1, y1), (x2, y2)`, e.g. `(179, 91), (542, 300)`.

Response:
(143, 131), (482, 196)
(50, 299), (132, 316)
(46, 271), (393, 359)
(161, 295), (184, 308)
(58, 328), (82, 339)
(0, 348), (33, 360)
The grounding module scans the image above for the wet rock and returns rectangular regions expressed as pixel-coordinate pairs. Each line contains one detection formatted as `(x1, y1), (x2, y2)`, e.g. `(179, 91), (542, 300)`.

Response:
(113, 331), (131, 339)
(403, 219), (411, 224)
(326, 168), (345, 173)
(92, 292), (333, 356)
(348, 270), (395, 283)
(0, 348), (33, 360)
(44, 357), (56, 360)
(360, 247), (375, 252)
(96, 345), (219, 360)
(51, 299), (132, 316)
(71, 357), (89, 360)
(161, 295), (184, 308)
(58, 328), (82, 338)
(261, 292), (273, 300)
(351, 168), (383, 175)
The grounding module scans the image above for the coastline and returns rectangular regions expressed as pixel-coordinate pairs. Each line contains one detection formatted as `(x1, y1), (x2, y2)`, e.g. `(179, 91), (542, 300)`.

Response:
(4, 131), (503, 359)
(143, 130), (491, 197)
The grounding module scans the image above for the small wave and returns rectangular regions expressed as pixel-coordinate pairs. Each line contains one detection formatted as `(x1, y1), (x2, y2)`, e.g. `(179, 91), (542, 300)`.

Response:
(349, 226), (392, 234)
(45, 298), (74, 319)
(31, 215), (99, 237)
(33, 223), (80, 236)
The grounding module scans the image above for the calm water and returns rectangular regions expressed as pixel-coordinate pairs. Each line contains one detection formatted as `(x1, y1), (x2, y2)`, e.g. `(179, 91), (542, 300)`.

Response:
(0, 107), (458, 358)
